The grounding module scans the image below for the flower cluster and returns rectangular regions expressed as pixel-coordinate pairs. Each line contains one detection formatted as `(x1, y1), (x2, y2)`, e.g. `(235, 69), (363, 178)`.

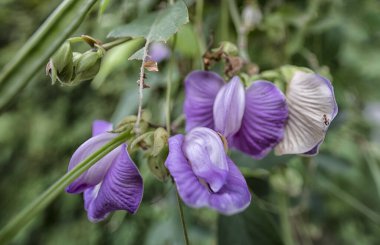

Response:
(184, 69), (338, 157)
(66, 66), (337, 221)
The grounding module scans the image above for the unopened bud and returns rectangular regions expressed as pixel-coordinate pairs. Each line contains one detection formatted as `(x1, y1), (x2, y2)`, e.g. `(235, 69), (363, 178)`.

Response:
(46, 41), (74, 84)
(242, 4), (262, 30)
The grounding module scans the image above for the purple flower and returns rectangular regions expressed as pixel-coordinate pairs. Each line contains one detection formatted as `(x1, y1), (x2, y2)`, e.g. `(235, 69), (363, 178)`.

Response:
(165, 127), (251, 215)
(184, 70), (288, 159)
(275, 71), (338, 155)
(66, 120), (143, 222)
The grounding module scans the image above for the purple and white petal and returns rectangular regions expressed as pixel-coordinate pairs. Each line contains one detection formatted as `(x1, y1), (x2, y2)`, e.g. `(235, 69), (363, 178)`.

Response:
(275, 71), (338, 155)
(85, 145), (143, 222)
(209, 158), (251, 215)
(184, 71), (224, 131)
(165, 135), (210, 207)
(92, 120), (113, 137)
(183, 127), (229, 192)
(165, 134), (251, 215)
(66, 133), (121, 194)
(213, 76), (246, 137)
(231, 81), (288, 159)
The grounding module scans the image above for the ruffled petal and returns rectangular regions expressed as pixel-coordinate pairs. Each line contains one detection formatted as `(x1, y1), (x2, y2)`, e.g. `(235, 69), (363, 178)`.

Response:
(85, 145), (144, 222)
(165, 135), (210, 207)
(184, 71), (224, 131)
(183, 127), (229, 192)
(213, 76), (246, 137)
(231, 81), (288, 159)
(92, 120), (113, 137)
(275, 71), (338, 155)
(66, 133), (120, 194)
(165, 135), (251, 215)
(209, 158), (251, 215)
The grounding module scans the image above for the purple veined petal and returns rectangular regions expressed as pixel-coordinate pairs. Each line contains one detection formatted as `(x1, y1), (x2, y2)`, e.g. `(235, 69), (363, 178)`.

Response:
(184, 71), (224, 131)
(213, 76), (246, 137)
(231, 81), (288, 159)
(85, 145), (144, 222)
(183, 127), (229, 192)
(92, 120), (113, 137)
(165, 134), (251, 215)
(302, 140), (322, 155)
(165, 135), (210, 207)
(275, 71), (338, 155)
(148, 42), (171, 62)
(209, 158), (251, 215)
(66, 133), (121, 194)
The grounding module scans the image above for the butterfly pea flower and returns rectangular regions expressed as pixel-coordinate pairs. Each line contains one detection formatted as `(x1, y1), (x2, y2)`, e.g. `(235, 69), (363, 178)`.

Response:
(274, 71), (338, 155)
(66, 120), (143, 222)
(165, 127), (251, 215)
(184, 71), (288, 159)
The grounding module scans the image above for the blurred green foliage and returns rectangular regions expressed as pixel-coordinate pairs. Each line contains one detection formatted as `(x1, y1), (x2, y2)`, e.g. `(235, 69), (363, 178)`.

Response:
(0, 0), (380, 244)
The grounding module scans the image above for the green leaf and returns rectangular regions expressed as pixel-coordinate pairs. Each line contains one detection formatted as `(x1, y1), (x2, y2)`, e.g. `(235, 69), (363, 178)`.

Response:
(218, 204), (283, 245)
(0, 0), (98, 112)
(108, 1), (188, 59)
(98, 0), (110, 18)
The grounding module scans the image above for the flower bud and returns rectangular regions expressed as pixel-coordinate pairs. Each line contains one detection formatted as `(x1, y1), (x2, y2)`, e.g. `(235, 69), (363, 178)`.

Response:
(46, 41), (74, 84)
(72, 49), (104, 84)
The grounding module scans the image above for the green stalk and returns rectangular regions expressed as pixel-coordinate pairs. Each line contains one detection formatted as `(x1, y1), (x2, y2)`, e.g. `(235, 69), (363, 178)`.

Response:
(278, 193), (295, 245)
(0, 0), (98, 112)
(0, 130), (131, 244)
(176, 191), (190, 245)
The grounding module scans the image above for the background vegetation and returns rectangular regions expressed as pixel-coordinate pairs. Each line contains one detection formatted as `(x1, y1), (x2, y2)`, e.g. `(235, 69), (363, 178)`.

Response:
(0, 0), (380, 244)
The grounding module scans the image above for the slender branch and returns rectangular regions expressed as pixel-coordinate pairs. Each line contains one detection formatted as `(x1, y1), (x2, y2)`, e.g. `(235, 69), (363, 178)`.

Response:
(278, 192), (295, 245)
(165, 35), (177, 135)
(134, 40), (150, 134)
(176, 191), (190, 245)
(102, 37), (131, 50)
(0, 130), (131, 244)
(227, 0), (250, 62)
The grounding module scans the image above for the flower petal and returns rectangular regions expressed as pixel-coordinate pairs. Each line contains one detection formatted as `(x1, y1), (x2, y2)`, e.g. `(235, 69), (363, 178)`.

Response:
(165, 135), (210, 207)
(92, 120), (113, 137)
(208, 158), (251, 215)
(66, 133), (120, 194)
(213, 76), (246, 137)
(231, 81), (288, 159)
(184, 71), (224, 131)
(165, 135), (251, 215)
(275, 71), (338, 155)
(183, 127), (229, 192)
(85, 145), (144, 222)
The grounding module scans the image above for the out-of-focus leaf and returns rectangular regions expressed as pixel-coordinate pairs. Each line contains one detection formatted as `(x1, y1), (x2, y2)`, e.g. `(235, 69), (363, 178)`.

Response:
(0, 0), (98, 111)
(218, 203), (282, 245)
(108, 0), (189, 60)
(98, 0), (110, 18)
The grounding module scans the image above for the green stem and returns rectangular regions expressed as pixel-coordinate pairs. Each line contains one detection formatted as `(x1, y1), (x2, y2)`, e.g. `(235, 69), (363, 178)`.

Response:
(102, 38), (132, 51)
(176, 191), (190, 245)
(278, 193), (295, 245)
(227, 0), (250, 62)
(0, 130), (131, 244)
(165, 35), (177, 135)
(318, 174), (380, 224)
(194, 0), (205, 69)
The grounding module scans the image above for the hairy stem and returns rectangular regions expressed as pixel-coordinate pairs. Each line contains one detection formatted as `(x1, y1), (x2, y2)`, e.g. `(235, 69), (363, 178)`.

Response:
(134, 40), (150, 134)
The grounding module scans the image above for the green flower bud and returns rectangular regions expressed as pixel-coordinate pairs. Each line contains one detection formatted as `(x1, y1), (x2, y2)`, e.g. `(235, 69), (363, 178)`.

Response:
(46, 41), (74, 84)
(151, 127), (169, 157)
(71, 48), (103, 83)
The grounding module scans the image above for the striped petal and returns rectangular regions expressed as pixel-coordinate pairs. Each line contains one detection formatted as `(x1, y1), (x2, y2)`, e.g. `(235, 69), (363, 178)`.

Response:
(84, 145), (143, 222)
(275, 71), (338, 155)
(184, 71), (224, 131)
(231, 81), (288, 158)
